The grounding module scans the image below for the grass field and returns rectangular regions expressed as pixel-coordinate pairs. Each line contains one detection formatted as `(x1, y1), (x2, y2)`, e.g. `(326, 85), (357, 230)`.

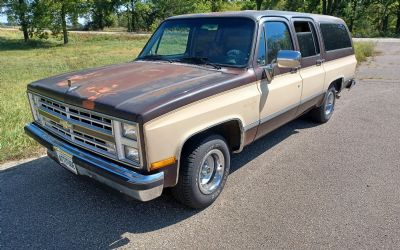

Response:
(0, 29), (375, 163)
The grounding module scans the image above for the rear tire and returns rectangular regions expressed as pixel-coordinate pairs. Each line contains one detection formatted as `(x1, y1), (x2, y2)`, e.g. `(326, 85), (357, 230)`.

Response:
(172, 134), (230, 209)
(309, 86), (336, 123)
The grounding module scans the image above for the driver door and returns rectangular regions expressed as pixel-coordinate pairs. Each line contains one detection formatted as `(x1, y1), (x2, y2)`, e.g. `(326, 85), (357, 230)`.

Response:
(254, 18), (303, 140)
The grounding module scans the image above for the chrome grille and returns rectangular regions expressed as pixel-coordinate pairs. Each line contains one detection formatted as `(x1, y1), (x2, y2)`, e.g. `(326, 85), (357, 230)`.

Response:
(37, 96), (117, 158)
(39, 97), (112, 133)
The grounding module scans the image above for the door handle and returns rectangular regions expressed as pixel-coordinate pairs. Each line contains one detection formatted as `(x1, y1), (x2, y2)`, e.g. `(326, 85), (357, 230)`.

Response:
(316, 59), (325, 66)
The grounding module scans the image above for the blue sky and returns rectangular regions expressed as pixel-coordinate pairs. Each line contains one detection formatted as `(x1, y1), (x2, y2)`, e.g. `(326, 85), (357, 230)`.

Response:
(0, 14), (7, 23)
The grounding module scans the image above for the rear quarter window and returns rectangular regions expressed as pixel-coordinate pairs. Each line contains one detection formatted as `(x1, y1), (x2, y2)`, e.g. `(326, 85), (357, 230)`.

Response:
(320, 23), (352, 51)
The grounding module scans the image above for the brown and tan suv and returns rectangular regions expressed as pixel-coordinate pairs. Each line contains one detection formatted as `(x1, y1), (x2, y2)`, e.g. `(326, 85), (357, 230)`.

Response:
(25, 10), (356, 208)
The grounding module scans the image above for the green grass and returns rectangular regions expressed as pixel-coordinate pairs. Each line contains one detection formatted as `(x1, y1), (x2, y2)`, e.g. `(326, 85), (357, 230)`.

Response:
(0, 31), (375, 163)
(0, 30), (149, 163)
(354, 41), (376, 63)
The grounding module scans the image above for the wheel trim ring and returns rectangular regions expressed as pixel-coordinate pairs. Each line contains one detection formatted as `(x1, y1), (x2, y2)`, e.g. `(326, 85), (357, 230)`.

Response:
(325, 91), (335, 116)
(198, 149), (225, 195)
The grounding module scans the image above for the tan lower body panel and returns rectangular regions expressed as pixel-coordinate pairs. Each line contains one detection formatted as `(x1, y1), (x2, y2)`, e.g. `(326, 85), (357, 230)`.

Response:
(323, 55), (357, 89)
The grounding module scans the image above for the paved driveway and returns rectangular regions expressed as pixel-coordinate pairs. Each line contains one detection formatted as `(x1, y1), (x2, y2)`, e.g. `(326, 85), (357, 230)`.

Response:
(1, 42), (399, 249)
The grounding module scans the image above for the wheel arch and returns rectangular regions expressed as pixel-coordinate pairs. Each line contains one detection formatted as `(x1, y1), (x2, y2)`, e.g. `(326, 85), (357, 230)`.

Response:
(174, 118), (244, 185)
(328, 77), (345, 93)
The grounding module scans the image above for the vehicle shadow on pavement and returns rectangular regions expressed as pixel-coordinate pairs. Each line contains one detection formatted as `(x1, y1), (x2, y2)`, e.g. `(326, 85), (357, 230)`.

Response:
(1, 117), (317, 249)
(231, 116), (318, 173)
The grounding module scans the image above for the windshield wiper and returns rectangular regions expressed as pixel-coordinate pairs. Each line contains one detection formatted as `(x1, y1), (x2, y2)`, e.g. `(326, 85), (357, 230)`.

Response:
(138, 54), (172, 63)
(172, 57), (222, 70)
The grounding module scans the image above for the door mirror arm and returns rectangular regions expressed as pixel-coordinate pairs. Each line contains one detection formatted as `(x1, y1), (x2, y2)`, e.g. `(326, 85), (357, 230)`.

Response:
(262, 63), (276, 82)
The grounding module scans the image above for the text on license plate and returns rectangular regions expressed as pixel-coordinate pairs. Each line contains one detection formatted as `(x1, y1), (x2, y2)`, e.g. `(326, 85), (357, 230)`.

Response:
(54, 147), (78, 175)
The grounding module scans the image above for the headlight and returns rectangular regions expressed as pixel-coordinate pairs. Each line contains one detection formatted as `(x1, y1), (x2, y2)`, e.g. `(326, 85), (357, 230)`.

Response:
(122, 123), (138, 140)
(28, 93), (40, 123)
(124, 146), (139, 162)
(114, 121), (142, 166)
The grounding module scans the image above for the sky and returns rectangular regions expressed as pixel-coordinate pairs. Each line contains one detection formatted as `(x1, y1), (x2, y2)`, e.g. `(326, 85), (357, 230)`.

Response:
(0, 14), (7, 23)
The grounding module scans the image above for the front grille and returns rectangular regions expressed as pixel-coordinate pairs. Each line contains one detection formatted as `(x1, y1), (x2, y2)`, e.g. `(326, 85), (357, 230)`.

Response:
(39, 97), (112, 132)
(37, 96), (117, 158)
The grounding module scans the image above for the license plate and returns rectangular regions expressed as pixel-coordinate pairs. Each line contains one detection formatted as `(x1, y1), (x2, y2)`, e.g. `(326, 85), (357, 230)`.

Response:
(54, 147), (78, 175)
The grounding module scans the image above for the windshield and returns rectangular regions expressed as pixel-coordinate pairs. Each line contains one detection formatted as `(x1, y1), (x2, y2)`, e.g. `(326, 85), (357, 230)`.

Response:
(138, 18), (255, 68)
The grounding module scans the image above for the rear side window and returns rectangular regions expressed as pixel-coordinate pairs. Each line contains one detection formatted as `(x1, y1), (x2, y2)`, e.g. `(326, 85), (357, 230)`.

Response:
(320, 23), (352, 51)
(264, 22), (294, 64)
(294, 21), (320, 57)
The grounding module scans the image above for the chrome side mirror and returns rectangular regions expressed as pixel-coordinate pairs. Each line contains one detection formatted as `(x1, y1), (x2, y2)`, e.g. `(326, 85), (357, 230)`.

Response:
(276, 50), (301, 69)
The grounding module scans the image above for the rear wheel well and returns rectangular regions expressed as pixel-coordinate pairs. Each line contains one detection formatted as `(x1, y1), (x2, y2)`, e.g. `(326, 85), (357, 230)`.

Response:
(180, 120), (242, 159)
(330, 78), (343, 93)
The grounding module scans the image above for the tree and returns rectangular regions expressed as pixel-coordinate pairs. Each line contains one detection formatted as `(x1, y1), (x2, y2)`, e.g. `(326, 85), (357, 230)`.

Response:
(3, 0), (32, 42)
(397, 0), (400, 34)
(87, 0), (119, 30)
(255, 0), (263, 10)
(32, 0), (86, 44)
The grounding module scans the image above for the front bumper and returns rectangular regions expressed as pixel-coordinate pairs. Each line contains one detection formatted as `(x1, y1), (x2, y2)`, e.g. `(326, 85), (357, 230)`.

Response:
(24, 123), (164, 201)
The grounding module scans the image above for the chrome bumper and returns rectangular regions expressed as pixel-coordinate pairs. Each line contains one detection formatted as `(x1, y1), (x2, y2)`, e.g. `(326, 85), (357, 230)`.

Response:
(24, 123), (164, 201)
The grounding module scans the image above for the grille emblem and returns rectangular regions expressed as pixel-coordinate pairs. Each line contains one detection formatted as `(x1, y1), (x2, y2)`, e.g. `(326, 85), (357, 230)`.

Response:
(60, 119), (73, 130)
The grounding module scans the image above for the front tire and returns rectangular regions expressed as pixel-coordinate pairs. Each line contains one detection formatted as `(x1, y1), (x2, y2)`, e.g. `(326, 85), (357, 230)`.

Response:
(172, 134), (230, 209)
(309, 86), (336, 123)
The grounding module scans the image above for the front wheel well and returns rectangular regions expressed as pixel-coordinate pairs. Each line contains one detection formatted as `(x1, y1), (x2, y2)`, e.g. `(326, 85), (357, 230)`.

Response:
(180, 120), (242, 158)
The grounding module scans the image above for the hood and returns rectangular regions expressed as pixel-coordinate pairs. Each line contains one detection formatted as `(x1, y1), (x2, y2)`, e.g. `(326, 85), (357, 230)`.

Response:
(28, 61), (255, 123)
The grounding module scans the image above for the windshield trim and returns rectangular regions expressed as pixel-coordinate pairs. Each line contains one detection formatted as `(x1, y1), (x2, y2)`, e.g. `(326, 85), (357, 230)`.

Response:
(136, 17), (257, 69)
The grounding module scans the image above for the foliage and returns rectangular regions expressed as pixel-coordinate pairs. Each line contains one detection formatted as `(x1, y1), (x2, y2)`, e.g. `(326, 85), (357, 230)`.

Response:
(1, 0), (400, 40)
(354, 41), (376, 62)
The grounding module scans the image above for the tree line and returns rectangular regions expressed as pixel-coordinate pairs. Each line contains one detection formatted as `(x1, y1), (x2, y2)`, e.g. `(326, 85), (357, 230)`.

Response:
(1, 0), (399, 44)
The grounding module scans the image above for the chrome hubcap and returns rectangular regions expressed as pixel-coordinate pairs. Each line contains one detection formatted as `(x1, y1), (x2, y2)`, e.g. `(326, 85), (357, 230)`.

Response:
(198, 149), (225, 195)
(325, 91), (335, 116)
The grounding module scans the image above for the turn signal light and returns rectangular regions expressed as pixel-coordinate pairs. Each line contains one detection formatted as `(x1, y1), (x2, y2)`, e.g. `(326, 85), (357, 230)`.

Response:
(150, 157), (176, 170)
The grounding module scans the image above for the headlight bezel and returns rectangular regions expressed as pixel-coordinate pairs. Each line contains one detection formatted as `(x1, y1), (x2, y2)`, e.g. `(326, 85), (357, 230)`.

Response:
(27, 92), (41, 124)
(113, 120), (144, 168)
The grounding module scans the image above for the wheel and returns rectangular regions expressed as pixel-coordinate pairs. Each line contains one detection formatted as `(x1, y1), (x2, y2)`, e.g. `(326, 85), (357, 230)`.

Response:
(309, 86), (336, 123)
(172, 134), (230, 209)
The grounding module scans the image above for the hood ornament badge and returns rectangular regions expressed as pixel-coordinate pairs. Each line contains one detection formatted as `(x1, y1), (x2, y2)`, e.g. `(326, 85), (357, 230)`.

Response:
(66, 79), (78, 92)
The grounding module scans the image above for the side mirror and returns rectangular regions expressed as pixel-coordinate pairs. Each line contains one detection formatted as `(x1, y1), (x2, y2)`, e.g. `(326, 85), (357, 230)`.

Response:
(276, 50), (301, 69)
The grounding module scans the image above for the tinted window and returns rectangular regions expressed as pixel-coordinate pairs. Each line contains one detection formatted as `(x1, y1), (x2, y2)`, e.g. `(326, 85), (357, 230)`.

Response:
(257, 29), (266, 66)
(320, 23), (352, 51)
(294, 21), (320, 57)
(139, 18), (255, 67)
(264, 22), (293, 64)
(157, 26), (190, 55)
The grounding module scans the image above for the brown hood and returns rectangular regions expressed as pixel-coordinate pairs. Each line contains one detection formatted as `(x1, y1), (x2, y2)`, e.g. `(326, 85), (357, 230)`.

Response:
(28, 61), (256, 123)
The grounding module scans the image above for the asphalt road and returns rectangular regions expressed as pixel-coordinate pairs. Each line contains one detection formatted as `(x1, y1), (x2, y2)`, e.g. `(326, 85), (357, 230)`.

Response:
(1, 42), (399, 249)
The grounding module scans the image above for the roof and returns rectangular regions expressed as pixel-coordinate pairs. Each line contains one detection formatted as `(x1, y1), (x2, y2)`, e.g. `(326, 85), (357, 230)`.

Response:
(167, 10), (344, 24)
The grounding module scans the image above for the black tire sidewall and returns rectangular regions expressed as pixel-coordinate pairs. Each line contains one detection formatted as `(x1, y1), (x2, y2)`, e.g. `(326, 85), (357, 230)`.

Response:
(186, 136), (230, 208)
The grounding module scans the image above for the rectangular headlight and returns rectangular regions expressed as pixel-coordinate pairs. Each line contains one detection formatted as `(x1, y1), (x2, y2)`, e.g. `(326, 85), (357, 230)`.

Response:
(28, 93), (40, 122)
(121, 123), (138, 141)
(124, 146), (139, 162)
